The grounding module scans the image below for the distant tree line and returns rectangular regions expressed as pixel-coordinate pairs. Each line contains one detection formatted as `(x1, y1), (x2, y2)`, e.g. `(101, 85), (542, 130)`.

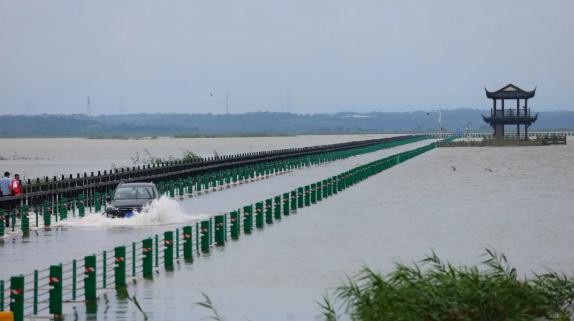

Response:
(0, 109), (572, 137)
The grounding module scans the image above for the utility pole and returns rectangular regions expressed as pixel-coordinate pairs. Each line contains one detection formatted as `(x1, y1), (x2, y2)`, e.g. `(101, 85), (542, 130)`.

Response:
(465, 122), (472, 146)
(86, 96), (91, 117)
(438, 110), (443, 139)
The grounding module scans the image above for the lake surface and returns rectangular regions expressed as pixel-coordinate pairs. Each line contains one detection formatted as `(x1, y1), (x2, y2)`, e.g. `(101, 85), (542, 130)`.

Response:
(0, 137), (572, 320)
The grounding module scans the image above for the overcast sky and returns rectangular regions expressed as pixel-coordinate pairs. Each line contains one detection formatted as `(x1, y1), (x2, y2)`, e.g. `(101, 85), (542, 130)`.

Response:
(0, 0), (573, 115)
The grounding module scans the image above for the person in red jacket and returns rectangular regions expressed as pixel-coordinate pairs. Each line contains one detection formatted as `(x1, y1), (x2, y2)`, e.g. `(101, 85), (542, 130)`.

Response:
(10, 174), (22, 196)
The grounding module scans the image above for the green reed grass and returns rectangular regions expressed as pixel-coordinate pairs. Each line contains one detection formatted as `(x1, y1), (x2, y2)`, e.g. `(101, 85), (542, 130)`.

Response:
(320, 249), (574, 321)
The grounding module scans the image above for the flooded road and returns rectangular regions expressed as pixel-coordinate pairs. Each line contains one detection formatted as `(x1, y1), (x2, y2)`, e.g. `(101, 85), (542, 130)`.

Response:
(0, 139), (434, 277)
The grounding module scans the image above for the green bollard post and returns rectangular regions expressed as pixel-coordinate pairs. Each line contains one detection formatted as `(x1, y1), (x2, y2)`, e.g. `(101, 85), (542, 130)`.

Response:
(291, 190), (297, 212)
(304, 185), (311, 206)
(58, 201), (68, 221)
(0, 279), (3, 312)
(176, 228), (180, 260)
(72, 260), (77, 300)
(310, 183), (317, 204)
(183, 226), (193, 262)
(102, 251), (107, 289)
(255, 202), (264, 228)
(142, 238), (153, 279)
(33, 270), (38, 314)
(43, 205), (51, 227)
(114, 246), (126, 288)
(170, 181), (176, 198)
(20, 206), (29, 233)
(11, 209), (15, 232)
(78, 194), (85, 217)
(283, 193), (290, 216)
(274, 196), (281, 220)
(243, 205), (253, 234)
(317, 181), (323, 201)
(230, 211), (240, 240)
(265, 199), (273, 224)
(210, 217), (215, 245)
(10, 275), (24, 321)
(155, 235), (159, 268)
(71, 198), (76, 216)
(200, 220), (211, 253)
(177, 179), (184, 196)
(132, 242), (136, 277)
(215, 215), (225, 246)
(84, 255), (97, 303)
(49, 265), (63, 317)
(297, 187), (304, 208)
(94, 192), (101, 213)
(195, 222), (200, 254)
(164, 231), (174, 270)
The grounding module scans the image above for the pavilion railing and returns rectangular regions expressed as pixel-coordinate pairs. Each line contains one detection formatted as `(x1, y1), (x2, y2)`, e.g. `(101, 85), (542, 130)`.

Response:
(490, 108), (532, 117)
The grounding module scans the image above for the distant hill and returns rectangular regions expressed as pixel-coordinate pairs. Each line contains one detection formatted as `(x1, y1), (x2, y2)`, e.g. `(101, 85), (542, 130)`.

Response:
(0, 109), (572, 137)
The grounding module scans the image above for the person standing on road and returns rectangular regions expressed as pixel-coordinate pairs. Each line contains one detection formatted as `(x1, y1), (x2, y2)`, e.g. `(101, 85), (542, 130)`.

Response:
(10, 174), (22, 196)
(0, 172), (11, 227)
(0, 172), (10, 197)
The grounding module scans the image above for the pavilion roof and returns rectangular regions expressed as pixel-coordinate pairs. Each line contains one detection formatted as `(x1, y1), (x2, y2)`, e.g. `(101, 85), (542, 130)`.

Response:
(485, 84), (536, 99)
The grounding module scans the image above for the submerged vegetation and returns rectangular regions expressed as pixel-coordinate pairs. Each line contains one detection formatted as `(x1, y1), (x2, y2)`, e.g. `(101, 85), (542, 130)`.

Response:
(130, 149), (202, 166)
(320, 250), (574, 321)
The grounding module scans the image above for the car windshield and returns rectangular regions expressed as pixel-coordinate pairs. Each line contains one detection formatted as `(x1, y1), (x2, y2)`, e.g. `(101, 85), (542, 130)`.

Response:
(114, 186), (154, 200)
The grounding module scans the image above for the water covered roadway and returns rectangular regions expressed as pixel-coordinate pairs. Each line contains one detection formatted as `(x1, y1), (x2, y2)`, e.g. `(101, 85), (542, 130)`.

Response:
(0, 139), (434, 275)
(2, 140), (573, 320)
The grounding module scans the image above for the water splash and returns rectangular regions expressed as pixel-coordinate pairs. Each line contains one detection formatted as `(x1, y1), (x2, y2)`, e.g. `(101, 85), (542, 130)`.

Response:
(58, 196), (208, 227)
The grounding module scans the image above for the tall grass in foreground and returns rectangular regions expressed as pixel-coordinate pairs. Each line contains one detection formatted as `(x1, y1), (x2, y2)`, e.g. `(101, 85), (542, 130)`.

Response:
(320, 249), (574, 321)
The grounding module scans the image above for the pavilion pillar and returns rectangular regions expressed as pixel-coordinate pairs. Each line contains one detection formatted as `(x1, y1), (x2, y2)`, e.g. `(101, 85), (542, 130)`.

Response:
(500, 99), (505, 138)
(524, 98), (530, 140)
(516, 99), (520, 138)
(495, 124), (504, 138)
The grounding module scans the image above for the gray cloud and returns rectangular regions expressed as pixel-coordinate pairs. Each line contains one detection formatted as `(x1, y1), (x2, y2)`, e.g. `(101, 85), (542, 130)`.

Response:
(0, 0), (572, 115)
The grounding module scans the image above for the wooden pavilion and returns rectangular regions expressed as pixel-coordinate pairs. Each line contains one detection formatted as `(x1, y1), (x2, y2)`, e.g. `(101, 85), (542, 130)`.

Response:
(482, 84), (538, 140)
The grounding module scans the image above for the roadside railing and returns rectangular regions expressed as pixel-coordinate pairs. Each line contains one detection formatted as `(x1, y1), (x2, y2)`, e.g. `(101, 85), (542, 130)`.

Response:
(0, 136), (428, 239)
(0, 140), (439, 321)
(0, 136), (420, 208)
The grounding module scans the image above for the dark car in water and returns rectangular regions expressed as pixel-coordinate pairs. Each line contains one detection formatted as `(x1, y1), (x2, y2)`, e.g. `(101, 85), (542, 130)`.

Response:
(105, 182), (160, 218)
